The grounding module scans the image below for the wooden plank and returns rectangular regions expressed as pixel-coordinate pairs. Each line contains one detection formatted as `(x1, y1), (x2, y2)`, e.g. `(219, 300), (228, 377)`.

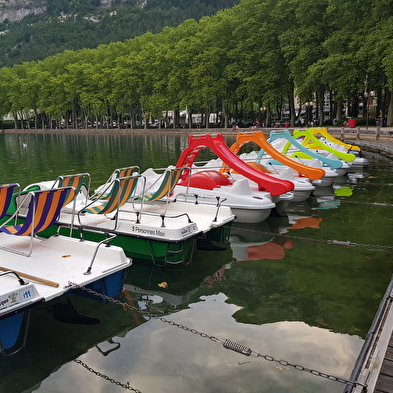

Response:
(380, 359), (393, 378)
(375, 374), (393, 393)
(0, 266), (59, 287)
(385, 345), (393, 362)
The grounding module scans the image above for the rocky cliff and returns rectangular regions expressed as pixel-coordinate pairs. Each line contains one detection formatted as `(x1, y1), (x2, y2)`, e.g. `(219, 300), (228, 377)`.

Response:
(0, 0), (47, 22)
(0, 0), (117, 22)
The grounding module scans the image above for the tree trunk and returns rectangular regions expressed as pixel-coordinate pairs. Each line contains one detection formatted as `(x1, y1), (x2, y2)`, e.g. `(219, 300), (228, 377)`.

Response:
(174, 109), (180, 129)
(336, 99), (343, 123)
(287, 91), (296, 127)
(318, 100), (324, 126)
(266, 104), (271, 127)
(387, 89), (393, 126)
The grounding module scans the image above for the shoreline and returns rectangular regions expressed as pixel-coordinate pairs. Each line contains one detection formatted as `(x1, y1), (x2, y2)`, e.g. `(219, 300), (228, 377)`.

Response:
(2, 125), (392, 136)
(3, 126), (393, 158)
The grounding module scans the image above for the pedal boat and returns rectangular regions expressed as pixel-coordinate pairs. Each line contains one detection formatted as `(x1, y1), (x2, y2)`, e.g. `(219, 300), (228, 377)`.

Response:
(20, 168), (235, 266)
(0, 184), (131, 356)
(291, 129), (355, 176)
(227, 131), (317, 202)
(170, 134), (295, 222)
(267, 130), (342, 185)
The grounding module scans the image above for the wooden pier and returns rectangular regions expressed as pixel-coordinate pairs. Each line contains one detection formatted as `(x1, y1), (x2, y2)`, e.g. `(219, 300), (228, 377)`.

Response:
(374, 334), (393, 393)
(342, 140), (393, 393)
(344, 277), (393, 393)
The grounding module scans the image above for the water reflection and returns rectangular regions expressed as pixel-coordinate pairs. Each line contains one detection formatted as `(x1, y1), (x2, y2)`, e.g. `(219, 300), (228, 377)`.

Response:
(0, 133), (392, 393)
(25, 293), (361, 393)
(0, 293), (140, 392)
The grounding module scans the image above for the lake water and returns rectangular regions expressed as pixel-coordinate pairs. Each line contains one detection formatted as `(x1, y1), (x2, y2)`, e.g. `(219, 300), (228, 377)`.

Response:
(0, 132), (392, 393)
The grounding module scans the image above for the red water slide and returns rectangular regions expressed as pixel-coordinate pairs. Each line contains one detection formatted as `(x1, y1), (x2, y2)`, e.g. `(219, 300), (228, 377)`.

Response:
(175, 134), (294, 196)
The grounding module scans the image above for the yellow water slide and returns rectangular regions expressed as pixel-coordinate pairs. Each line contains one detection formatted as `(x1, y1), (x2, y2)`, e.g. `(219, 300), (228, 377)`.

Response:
(310, 127), (360, 151)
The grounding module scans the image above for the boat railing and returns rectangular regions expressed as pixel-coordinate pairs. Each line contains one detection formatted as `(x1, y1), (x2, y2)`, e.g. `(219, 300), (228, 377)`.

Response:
(0, 270), (29, 286)
(55, 225), (119, 275)
(174, 193), (227, 223)
(83, 232), (119, 275)
(135, 210), (193, 228)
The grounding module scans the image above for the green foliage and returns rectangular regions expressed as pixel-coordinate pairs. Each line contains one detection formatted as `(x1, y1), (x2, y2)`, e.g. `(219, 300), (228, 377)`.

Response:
(1, 0), (393, 128)
(0, 0), (239, 68)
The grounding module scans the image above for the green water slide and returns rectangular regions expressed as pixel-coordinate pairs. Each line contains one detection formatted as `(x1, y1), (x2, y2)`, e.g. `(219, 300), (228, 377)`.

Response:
(293, 129), (356, 162)
(267, 129), (344, 169)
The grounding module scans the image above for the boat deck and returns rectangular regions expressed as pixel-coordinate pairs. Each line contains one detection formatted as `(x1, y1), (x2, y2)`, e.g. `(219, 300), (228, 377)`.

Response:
(59, 199), (235, 242)
(0, 235), (131, 303)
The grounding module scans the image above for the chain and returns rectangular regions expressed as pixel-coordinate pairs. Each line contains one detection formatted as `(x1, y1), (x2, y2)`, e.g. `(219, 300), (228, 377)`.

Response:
(67, 282), (223, 343)
(73, 359), (142, 392)
(349, 182), (393, 187)
(222, 339), (357, 387)
(231, 226), (393, 250)
(340, 200), (393, 207)
(68, 282), (361, 388)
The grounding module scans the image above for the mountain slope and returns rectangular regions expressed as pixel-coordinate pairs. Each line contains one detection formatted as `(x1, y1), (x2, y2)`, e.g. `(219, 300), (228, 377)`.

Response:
(0, 0), (239, 67)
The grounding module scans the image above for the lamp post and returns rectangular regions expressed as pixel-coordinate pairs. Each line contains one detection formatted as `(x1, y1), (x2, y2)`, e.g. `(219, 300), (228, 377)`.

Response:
(260, 107), (266, 127)
(305, 101), (313, 126)
(304, 102), (309, 126)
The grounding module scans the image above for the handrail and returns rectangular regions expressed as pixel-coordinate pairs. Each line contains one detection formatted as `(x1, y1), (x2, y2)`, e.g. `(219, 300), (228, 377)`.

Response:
(84, 233), (118, 275)
(0, 270), (29, 285)
(174, 193), (227, 223)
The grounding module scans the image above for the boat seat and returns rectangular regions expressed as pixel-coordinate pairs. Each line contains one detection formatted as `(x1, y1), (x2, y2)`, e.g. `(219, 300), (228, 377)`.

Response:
(51, 173), (91, 207)
(0, 187), (75, 256)
(0, 183), (20, 220)
(113, 166), (140, 179)
(96, 166), (140, 200)
(78, 175), (140, 230)
(133, 167), (191, 226)
(138, 167), (185, 203)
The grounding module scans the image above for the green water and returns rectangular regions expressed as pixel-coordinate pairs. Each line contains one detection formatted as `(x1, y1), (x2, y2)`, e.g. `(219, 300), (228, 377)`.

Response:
(0, 133), (392, 393)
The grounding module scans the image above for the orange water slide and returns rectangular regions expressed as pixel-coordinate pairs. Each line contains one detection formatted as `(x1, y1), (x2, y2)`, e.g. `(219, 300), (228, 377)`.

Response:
(228, 131), (325, 181)
(175, 133), (294, 196)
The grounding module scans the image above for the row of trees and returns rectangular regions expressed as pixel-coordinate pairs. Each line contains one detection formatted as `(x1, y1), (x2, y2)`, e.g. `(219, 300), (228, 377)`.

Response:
(1, 0), (393, 129)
